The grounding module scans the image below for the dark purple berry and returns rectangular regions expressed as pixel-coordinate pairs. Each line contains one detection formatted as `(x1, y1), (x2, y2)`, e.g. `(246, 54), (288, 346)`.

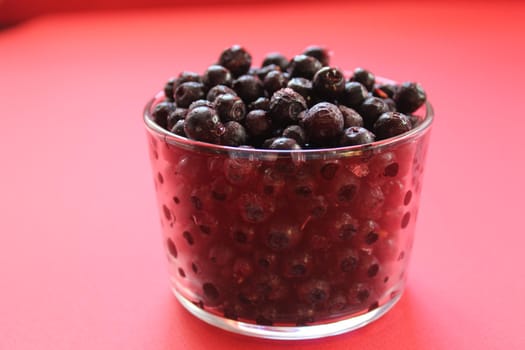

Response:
(206, 84), (236, 102)
(188, 99), (214, 110)
(373, 112), (412, 140)
(163, 77), (177, 101)
(339, 126), (375, 146)
(218, 45), (252, 77)
(263, 70), (288, 96)
(244, 109), (272, 138)
(202, 64), (232, 87)
(394, 82), (427, 113)
(248, 97), (270, 111)
(339, 105), (364, 128)
(302, 45), (330, 66)
(350, 67), (375, 91)
(176, 71), (202, 85)
(167, 107), (187, 130)
(174, 82), (205, 108)
(184, 106), (224, 144)
(151, 101), (175, 129)
(268, 88), (307, 127)
(214, 93), (246, 122)
(302, 102), (344, 146)
(384, 98), (397, 112)
(374, 83), (397, 98)
(221, 121), (247, 146)
(262, 52), (289, 71)
(358, 96), (390, 129)
(340, 81), (368, 108)
(282, 125), (306, 146)
(268, 137), (302, 150)
(233, 75), (265, 103)
(287, 77), (314, 106)
(288, 54), (323, 80)
(255, 64), (281, 80)
(312, 67), (345, 99)
(171, 119), (186, 136)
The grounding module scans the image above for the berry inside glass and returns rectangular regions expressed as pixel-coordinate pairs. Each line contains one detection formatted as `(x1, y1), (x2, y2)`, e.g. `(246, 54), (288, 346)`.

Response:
(143, 46), (433, 340)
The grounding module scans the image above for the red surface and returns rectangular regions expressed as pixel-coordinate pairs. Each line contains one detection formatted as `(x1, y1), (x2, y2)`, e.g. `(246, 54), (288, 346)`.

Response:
(1, 1), (524, 349)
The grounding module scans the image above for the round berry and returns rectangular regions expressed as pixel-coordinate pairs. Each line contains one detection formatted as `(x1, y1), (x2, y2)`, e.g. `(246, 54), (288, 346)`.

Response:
(302, 45), (330, 66)
(339, 105), (364, 128)
(206, 84), (236, 102)
(248, 97), (270, 111)
(188, 99), (214, 110)
(262, 52), (289, 71)
(170, 119), (186, 136)
(202, 64), (232, 88)
(288, 54), (323, 80)
(268, 137), (301, 150)
(394, 82), (427, 113)
(339, 126), (375, 146)
(233, 75), (265, 103)
(373, 112), (412, 140)
(287, 77), (314, 106)
(312, 67), (345, 99)
(167, 107), (187, 130)
(350, 67), (375, 91)
(268, 88), (307, 127)
(282, 125), (306, 146)
(302, 102), (344, 146)
(340, 81), (368, 108)
(221, 121), (247, 146)
(374, 83), (397, 98)
(263, 70), (288, 96)
(174, 82), (205, 108)
(183, 106), (224, 144)
(255, 64), (281, 80)
(244, 109), (272, 138)
(218, 45), (252, 77)
(358, 96), (390, 129)
(151, 101), (175, 129)
(214, 93), (246, 122)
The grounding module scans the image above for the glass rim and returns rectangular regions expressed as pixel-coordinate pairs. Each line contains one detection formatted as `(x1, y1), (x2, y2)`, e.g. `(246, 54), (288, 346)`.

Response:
(143, 85), (433, 158)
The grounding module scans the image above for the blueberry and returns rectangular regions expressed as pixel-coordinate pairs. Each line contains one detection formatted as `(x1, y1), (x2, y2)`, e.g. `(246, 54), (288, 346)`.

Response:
(214, 93), (246, 122)
(174, 82), (205, 108)
(233, 75), (265, 103)
(302, 45), (330, 66)
(350, 67), (375, 91)
(358, 96), (390, 129)
(244, 109), (272, 138)
(263, 70), (288, 96)
(248, 97), (270, 111)
(302, 102), (344, 146)
(268, 88), (307, 127)
(282, 125), (306, 146)
(312, 67), (345, 100)
(340, 81), (368, 108)
(151, 101), (176, 129)
(288, 54), (323, 80)
(339, 126), (375, 146)
(394, 82), (427, 113)
(287, 77), (314, 106)
(167, 107), (187, 130)
(202, 64), (232, 88)
(338, 105), (364, 128)
(183, 106), (224, 144)
(374, 83), (397, 98)
(170, 119), (186, 136)
(268, 137), (302, 150)
(255, 64), (281, 80)
(221, 121), (247, 146)
(206, 84), (236, 102)
(262, 52), (289, 71)
(188, 99), (214, 110)
(373, 111), (412, 140)
(218, 45), (252, 77)
(163, 77), (177, 101)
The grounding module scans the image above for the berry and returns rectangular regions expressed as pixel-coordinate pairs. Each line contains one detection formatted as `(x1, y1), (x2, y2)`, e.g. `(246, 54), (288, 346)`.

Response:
(214, 93), (246, 122)
(255, 64), (281, 80)
(268, 137), (301, 150)
(350, 67), (375, 91)
(170, 119), (186, 136)
(174, 82), (205, 108)
(268, 88), (307, 127)
(244, 109), (272, 138)
(312, 67), (345, 99)
(373, 112), (412, 140)
(282, 125), (306, 146)
(167, 107), (187, 130)
(395, 82), (427, 113)
(183, 106), (224, 144)
(188, 99), (214, 110)
(203, 64), (232, 87)
(151, 101), (175, 129)
(287, 77), (314, 106)
(233, 75), (265, 103)
(218, 45), (252, 77)
(248, 97), (270, 111)
(374, 83), (397, 99)
(262, 52), (289, 71)
(206, 85), (236, 102)
(303, 45), (330, 66)
(263, 70), (288, 96)
(340, 81), (368, 108)
(221, 121), (247, 146)
(339, 126), (376, 146)
(338, 105), (364, 128)
(302, 102), (344, 146)
(288, 55), (322, 79)
(358, 97), (390, 129)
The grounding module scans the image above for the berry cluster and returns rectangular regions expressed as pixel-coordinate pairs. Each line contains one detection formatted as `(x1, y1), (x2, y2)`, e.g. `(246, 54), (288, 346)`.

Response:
(151, 45), (427, 149)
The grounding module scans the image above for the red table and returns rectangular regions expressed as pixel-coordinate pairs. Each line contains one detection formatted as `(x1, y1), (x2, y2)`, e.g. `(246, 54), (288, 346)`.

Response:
(1, 1), (524, 348)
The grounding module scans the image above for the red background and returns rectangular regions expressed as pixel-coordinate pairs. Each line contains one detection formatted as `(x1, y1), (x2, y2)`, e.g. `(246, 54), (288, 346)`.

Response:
(1, 1), (524, 349)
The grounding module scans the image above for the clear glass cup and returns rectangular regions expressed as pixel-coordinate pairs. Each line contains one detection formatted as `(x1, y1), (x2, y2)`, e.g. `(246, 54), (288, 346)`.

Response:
(143, 81), (433, 340)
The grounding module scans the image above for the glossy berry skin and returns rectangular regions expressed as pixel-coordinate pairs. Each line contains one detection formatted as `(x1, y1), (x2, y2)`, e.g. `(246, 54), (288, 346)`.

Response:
(206, 85), (236, 102)
(350, 67), (375, 91)
(374, 83), (397, 99)
(203, 65), (232, 88)
(262, 52), (289, 71)
(339, 126), (376, 146)
(268, 88), (307, 127)
(221, 121), (247, 146)
(282, 125), (306, 146)
(256, 64), (281, 80)
(287, 78), (314, 107)
(340, 82), (368, 108)
(302, 45), (330, 66)
(394, 82), (427, 113)
(338, 105), (364, 128)
(302, 102), (344, 146)
(358, 97), (391, 129)
(175, 82), (205, 108)
(218, 45), (252, 77)
(214, 93), (246, 122)
(312, 67), (345, 100)
(263, 70), (288, 96)
(233, 75), (265, 103)
(167, 107), (188, 130)
(188, 99), (215, 110)
(163, 77), (177, 102)
(244, 109), (272, 138)
(373, 112), (412, 140)
(268, 137), (302, 150)
(183, 106), (225, 144)
(288, 55), (323, 80)
(248, 97), (270, 111)
(152, 101), (176, 129)
(170, 119), (186, 136)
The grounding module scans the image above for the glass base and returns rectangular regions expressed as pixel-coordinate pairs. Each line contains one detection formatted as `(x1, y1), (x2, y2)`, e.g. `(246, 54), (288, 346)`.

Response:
(171, 285), (403, 340)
